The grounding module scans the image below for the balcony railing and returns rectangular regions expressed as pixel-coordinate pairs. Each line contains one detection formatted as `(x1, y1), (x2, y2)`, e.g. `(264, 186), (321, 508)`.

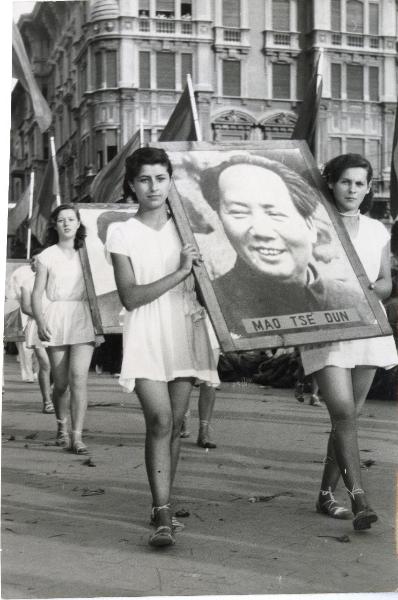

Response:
(273, 32), (291, 45)
(347, 34), (364, 47)
(223, 28), (241, 43)
(330, 32), (383, 50)
(138, 18), (194, 36)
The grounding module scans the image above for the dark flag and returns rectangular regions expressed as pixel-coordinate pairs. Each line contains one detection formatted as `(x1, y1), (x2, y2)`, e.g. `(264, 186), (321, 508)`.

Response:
(7, 183), (31, 235)
(390, 105), (398, 219)
(30, 160), (58, 244)
(291, 49), (323, 154)
(12, 21), (52, 133)
(90, 130), (141, 204)
(159, 78), (200, 141)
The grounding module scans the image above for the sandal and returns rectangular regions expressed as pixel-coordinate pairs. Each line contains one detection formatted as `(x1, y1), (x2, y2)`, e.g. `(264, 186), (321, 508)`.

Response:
(55, 419), (70, 449)
(42, 401), (55, 414)
(348, 488), (378, 531)
(149, 505), (175, 547)
(150, 508), (185, 532)
(316, 489), (352, 520)
(72, 440), (89, 455)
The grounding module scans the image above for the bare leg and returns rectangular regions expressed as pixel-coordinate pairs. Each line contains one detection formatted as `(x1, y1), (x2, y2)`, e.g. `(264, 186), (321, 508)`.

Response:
(47, 346), (70, 446)
(315, 366), (377, 528)
(68, 343), (94, 452)
(317, 366), (377, 493)
(168, 378), (193, 486)
(33, 347), (53, 411)
(197, 384), (217, 449)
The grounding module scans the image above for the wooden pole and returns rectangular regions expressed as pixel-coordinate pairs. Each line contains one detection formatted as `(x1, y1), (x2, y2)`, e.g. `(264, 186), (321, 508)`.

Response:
(50, 136), (61, 206)
(26, 170), (34, 259)
(186, 73), (202, 142)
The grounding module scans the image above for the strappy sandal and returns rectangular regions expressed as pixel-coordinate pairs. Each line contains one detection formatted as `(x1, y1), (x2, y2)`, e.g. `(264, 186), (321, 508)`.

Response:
(348, 488), (378, 531)
(42, 400), (55, 414)
(72, 440), (89, 455)
(150, 508), (185, 532)
(55, 419), (70, 449)
(149, 505), (175, 547)
(316, 488), (352, 520)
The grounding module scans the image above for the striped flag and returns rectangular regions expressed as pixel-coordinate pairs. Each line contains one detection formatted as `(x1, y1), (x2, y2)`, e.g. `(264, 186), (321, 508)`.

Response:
(291, 49), (323, 155)
(12, 21), (52, 133)
(390, 105), (398, 219)
(90, 130), (141, 203)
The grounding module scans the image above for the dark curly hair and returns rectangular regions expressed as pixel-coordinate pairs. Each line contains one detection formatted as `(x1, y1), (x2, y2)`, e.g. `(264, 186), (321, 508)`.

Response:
(322, 153), (373, 214)
(200, 154), (319, 219)
(122, 147), (173, 202)
(45, 203), (87, 250)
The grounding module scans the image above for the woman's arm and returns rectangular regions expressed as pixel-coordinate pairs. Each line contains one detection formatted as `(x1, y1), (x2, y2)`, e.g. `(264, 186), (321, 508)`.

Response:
(31, 262), (52, 341)
(111, 243), (201, 311)
(20, 286), (33, 317)
(371, 243), (392, 301)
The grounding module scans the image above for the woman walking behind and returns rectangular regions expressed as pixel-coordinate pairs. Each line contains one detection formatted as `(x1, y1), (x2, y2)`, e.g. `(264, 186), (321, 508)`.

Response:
(300, 154), (398, 530)
(107, 147), (219, 547)
(32, 204), (98, 455)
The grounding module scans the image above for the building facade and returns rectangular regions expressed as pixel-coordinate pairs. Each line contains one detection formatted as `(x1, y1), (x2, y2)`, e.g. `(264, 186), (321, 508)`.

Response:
(9, 0), (398, 216)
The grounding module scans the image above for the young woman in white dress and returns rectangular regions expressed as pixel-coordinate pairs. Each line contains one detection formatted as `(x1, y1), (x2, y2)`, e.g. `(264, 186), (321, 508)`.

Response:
(300, 154), (398, 530)
(107, 147), (219, 548)
(32, 204), (97, 455)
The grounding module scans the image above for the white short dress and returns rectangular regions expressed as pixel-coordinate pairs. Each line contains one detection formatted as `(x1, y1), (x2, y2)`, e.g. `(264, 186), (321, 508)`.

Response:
(22, 274), (49, 349)
(37, 245), (96, 346)
(300, 215), (398, 375)
(106, 218), (220, 392)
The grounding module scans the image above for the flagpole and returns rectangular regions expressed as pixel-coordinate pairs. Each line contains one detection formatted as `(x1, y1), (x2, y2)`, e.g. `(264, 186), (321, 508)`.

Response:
(315, 47), (323, 161)
(139, 119), (144, 147)
(26, 170), (34, 259)
(186, 74), (202, 142)
(50, 136), (61, 206)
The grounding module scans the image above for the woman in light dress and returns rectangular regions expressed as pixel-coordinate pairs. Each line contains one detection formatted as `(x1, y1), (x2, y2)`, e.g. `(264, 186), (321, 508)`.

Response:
(300, 154), (398, 530)
(107, 147), (219, 547)
(32, 204), (97, 455)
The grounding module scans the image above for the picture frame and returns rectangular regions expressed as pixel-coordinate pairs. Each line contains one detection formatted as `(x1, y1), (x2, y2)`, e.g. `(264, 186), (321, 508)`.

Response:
(78, 204), (137, 334)
(151, 140), (392, 353)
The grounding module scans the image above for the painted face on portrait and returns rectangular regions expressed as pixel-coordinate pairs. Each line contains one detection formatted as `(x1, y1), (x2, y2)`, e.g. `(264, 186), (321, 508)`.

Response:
(218, 164), (317, 284)
(130, 164), (171, 211)
(329, 167), (370, 215)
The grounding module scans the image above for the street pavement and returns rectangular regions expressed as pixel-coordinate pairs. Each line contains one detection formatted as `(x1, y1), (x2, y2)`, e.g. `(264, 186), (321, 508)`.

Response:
(1, 353), (398, 599)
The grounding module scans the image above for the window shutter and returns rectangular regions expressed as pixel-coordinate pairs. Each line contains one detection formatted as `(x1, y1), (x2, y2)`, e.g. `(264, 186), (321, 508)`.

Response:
(222, 0), (240, 28)
(223, 60), (240, 96)
(157, 0), (174, 13)
(346, 64), (363, 100)
(272, 0), (290, 31)
(95, 52), (102, 88)
(331, 0), (341, 31)
(272, 63), (290, 98)
(181, 54), (193, 85)
(369, 3), (379, 35)
(368, 66), (379, 101)
(140, 52), (151, 88)
(157, 52), (175, 89)
(331, 63), (341, 98)
(106, 50), (117, 87)
(139, 0), (150, 10)
(346, 0), (363, 33)
(346, 138), (364, 155)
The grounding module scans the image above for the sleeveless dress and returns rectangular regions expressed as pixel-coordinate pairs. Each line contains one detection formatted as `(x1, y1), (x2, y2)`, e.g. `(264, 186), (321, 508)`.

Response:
(300, 215), (398, 374)
(106, 217), (220, 392)
(37, 245), (96, 346)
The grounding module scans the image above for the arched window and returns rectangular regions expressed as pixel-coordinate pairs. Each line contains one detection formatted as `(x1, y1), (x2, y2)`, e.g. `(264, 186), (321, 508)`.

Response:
(346, 0), (363, 33)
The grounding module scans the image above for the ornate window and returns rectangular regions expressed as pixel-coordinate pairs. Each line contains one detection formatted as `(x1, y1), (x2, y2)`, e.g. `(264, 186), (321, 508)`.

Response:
(272, 0), (290, 32)
(222, 60), (241, 96)
(331, 0), (341, 31)
(272, 63), (291, 98)
(331, 63), (342, 98)
(222, 0), (240, 28)
(157, 52), (176, 89)
(346, 0), (364, 33)
(346, 64), (363, 99)
(139, 51), (151, 88)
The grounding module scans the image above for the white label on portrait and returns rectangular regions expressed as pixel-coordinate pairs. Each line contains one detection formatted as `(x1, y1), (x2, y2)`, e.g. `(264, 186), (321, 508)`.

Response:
(242, 308), (361, 333)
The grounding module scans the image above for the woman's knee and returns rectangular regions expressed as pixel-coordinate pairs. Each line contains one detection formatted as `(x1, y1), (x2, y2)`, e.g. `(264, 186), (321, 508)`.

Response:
(146, 412), (172, 438)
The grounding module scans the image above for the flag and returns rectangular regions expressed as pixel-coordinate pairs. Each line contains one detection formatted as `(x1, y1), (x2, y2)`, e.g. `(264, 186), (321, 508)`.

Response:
(390, 105), (398, 219)
(90, 130), (141, 203)
(7, 183), (31, 235)
(30, 160), (58, 244)
(12, 21), (52, 133)
(90, 76), (200, 203)
(291, 49), (323, 154)
(159, 82), (199, 142)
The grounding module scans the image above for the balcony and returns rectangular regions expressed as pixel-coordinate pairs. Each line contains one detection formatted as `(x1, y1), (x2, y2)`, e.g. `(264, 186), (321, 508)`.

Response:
(213, 27), (250, 52)
(137, 17), (194, 37)
(329, 32), (384, 51)
(262, 30), (300, 55)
